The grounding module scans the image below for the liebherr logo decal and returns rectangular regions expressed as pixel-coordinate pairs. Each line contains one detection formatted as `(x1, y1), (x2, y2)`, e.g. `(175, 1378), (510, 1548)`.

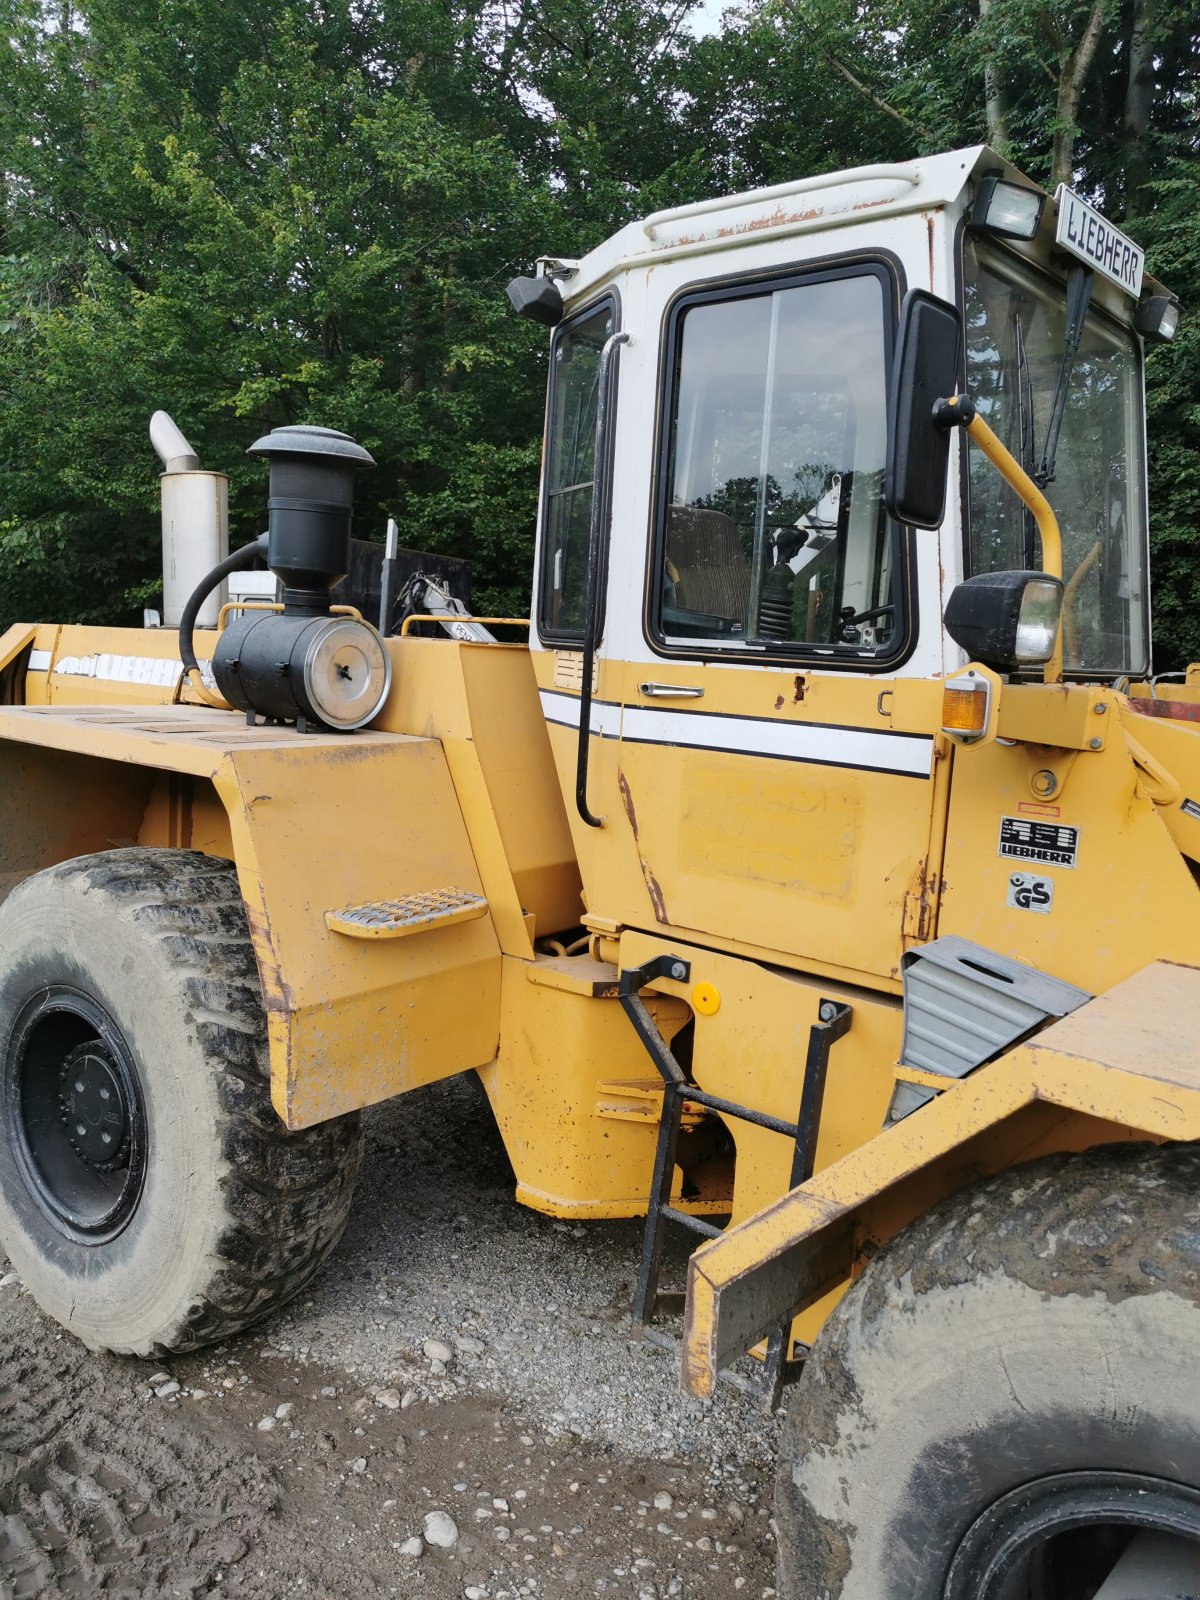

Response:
(998, 816), (1079, 870)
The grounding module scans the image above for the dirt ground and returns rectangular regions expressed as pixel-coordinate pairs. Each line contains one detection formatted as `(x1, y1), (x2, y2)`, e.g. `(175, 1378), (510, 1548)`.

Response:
(1, 1076), (783, 1600)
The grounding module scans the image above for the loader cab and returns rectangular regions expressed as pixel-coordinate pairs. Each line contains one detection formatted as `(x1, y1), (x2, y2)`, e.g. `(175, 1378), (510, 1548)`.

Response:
(519, 148), (1165, 988)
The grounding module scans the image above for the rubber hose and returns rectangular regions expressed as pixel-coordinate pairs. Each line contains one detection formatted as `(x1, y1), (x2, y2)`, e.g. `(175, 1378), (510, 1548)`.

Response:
(177, 533), (269, 682)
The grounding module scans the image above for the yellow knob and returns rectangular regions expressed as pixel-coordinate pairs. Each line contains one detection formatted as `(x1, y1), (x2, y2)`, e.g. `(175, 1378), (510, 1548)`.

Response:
(692, 982), (721, 1017)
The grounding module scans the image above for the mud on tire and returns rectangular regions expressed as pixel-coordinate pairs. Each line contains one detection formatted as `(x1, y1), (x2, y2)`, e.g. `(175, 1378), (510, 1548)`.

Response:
(0, 848), (362, 1355)
(775, 1141), (1200, 1600)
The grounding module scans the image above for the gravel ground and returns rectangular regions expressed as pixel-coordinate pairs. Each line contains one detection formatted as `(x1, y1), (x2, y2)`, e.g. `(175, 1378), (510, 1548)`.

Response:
(1, 1074), (784, 1599)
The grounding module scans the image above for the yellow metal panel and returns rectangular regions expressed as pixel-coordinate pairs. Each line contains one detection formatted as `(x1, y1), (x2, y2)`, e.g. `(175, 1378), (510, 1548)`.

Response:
(995, 681), (1113, 750)
(211, 735), (500, 1127)
(0, 743), (155, 902)
(0, 703), (358, 778)
(682, 960), (1200, 1398)
(0, 624), (37, 674)
(938, 719), (1200, 995)
(23, 623), (220, 708)
(380, 639), (582, 953)
(134, 772), (233, 857)
(531, 649), (943, 985)
(1114, 703), (1200, 862)
(616, 740), (930, 980)
(0, 701), (501, 1127)
(478, 954), (692, 1218)
(458, 645), (582, 937)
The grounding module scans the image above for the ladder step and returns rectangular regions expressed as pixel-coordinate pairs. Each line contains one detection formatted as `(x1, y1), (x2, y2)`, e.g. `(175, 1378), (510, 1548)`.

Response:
(326, 887), (487, 940)
(659, 1205), (723, 1240)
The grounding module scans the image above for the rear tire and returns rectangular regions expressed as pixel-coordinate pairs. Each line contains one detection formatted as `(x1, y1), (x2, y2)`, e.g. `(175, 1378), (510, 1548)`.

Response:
(0, 848), (362, 1355)
(775, 1142), (1200, 1599)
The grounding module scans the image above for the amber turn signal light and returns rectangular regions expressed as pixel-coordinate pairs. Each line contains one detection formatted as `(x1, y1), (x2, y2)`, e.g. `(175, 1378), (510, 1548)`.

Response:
(942, 672), (991, 741)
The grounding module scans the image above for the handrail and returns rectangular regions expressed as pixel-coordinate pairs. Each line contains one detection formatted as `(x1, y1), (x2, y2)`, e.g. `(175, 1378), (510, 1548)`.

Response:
(642, 163), (919, 240)
(576, 329), (630, 828)
(216, 600), (364, 629)
(398, 615), (530, 637)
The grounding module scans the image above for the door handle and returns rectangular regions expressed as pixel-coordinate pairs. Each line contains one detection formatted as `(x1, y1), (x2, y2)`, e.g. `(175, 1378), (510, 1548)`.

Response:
(639, 682), (704, 699)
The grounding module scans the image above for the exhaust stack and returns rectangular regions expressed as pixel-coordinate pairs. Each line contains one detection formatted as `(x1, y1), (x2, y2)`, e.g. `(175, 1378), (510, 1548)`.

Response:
(150, 410), (229, 628)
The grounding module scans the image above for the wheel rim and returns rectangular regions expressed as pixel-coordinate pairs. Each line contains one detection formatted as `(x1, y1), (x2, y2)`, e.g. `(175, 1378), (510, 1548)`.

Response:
(4, 985), (147, 1244)
(945, 1471), (1200, 1600)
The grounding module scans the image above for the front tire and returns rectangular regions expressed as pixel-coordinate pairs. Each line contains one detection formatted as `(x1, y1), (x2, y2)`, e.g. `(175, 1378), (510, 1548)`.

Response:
(0, 848), (362, 1355)
(776, 1142), (1200, 1599)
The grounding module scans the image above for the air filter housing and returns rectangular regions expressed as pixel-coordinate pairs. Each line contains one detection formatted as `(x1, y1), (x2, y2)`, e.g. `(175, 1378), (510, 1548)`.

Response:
(210, 423), (391, 731)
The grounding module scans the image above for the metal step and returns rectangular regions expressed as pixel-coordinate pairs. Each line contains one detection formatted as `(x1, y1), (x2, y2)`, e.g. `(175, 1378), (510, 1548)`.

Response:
(326, 887), (487, 940)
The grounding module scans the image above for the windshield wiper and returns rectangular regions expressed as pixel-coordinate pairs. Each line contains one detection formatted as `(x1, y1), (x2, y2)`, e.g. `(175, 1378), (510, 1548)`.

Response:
(1036, 263), (1094, 489)
(1013, 310), (1038, 566)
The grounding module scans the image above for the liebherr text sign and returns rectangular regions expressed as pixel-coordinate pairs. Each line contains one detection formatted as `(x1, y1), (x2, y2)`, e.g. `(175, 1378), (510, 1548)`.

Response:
(1055, 185), (1144, 297)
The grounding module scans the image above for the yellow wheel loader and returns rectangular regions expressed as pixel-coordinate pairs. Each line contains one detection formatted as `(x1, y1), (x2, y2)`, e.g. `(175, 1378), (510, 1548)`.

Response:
(0, 146), (1196, 1598)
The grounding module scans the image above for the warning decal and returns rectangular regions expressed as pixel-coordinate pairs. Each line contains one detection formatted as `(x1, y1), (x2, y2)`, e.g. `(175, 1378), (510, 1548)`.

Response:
(998, 816), (1079, 869)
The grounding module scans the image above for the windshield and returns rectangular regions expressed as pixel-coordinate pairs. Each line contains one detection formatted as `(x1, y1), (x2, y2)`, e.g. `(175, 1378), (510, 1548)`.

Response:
(963, 237), (1148, 675)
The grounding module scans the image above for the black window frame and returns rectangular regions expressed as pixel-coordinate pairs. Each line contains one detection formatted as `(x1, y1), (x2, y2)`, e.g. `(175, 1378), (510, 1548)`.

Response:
(644, 251), (917, 674)
(535, 289), (622, 647)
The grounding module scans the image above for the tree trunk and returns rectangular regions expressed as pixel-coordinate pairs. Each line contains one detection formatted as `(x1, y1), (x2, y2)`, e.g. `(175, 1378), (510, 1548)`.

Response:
(978, 0), (1011, 153)
(1122, 0), (1154, 217)
(1049, 2), (1106, 190)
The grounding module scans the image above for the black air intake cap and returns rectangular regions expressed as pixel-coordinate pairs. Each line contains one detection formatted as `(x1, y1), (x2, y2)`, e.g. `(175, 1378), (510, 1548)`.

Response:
(247, 426), (376, 613)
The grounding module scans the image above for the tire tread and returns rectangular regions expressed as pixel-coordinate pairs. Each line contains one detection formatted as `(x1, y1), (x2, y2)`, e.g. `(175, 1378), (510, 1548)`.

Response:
(30, 848), (361, 1354)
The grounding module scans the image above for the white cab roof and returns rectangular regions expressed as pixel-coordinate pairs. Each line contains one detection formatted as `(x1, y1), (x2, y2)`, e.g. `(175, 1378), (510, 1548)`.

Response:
(552, 146), (1164, 316)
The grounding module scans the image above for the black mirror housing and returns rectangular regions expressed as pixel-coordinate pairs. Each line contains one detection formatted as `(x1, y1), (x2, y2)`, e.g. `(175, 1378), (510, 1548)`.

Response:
(506, 273), (565, 327)
(884, 290), (963, 530)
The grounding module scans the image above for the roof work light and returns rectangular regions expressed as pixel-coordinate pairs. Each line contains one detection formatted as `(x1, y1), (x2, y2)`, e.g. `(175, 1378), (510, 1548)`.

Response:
(1133, 294), (1180, 344)
(968, 175), (1046, 241)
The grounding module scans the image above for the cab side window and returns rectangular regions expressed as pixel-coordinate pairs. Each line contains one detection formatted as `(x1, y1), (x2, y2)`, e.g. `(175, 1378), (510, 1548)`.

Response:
(654, 268), (902, 659)
(538, 299), (615, 638)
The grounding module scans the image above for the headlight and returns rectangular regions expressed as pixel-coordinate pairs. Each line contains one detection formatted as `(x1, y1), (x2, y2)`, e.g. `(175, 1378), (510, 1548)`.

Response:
(1014, 578), (1063, 662)
(944, 571), (1064, 672)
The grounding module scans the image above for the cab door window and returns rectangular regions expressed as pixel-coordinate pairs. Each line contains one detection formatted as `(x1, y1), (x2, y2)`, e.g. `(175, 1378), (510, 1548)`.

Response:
(652, 266), (903, 661)
(538, 298), (616, 639)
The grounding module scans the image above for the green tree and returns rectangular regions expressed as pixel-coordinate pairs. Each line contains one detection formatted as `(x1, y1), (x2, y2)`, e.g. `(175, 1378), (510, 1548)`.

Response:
(0, 0), (563, 622)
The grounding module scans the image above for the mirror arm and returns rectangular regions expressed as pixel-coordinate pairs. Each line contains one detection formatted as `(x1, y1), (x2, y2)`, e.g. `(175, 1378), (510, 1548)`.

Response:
(937, 393), (1064, 684)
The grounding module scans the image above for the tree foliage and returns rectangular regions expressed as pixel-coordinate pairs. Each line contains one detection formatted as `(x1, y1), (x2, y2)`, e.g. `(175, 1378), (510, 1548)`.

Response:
(0, 0), (1195, 657)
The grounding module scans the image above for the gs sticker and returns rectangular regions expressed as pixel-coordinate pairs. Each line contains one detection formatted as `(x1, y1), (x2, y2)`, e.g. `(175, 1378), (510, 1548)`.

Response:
(998, 816), (1079, 869)
(1007, 872), (1054, 915)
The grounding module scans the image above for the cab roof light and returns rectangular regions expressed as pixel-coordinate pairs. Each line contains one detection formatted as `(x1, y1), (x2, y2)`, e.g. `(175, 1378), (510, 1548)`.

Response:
(968, 175), (1046, 242)
(1133, 294), (1180, 344)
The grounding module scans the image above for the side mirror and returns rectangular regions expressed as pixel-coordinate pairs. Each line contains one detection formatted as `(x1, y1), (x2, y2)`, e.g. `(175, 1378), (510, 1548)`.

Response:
(884, 290), (963, 529)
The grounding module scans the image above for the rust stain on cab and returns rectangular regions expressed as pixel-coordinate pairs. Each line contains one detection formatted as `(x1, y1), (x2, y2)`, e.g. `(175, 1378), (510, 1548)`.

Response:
(617, 770), (669, 924)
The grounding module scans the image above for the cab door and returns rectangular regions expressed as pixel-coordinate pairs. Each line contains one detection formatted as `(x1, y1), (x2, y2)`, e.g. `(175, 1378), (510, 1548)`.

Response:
(614, 263), (939, 985)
